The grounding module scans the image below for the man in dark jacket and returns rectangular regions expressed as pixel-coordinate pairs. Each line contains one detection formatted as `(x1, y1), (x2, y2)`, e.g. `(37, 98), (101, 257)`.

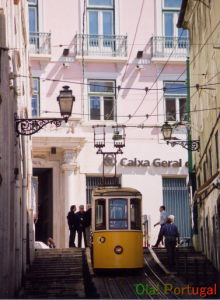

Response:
(76, 205), (87, 248)
(160, 215), (180, 269)
(67, 205), (78, 247)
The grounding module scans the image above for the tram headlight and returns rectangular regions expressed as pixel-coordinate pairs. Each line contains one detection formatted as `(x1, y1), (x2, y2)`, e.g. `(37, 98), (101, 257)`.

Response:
(114, 245), (123, 255)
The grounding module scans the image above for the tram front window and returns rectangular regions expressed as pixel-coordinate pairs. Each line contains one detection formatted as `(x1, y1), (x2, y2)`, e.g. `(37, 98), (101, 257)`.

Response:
(109, 198), (128, 229)
(95, 199), (106, 230)
(130, 198), (141, 230)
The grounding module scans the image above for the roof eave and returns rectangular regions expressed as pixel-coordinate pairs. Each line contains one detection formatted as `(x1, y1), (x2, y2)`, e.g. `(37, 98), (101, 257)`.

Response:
(177, 0), (189, 29)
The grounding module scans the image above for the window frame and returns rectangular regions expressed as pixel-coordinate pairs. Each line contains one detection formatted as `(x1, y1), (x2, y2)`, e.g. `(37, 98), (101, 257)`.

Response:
(109, 198), (128, 230)
(215, 131), (219, 169)
(88, 79), (116, 121)
(95, 198), (106, 230)
(28, 0), (38, 33)
(163, 10), (180, 37)
(87, 0), (114, 9)
(164, 81), (187, 122)
(162, 0), (188, 48)
(162, 0), (182, 9)
(130, 198), (142, 230)
(203, 161), (207, 184)
(209, 147), (212, 177)
(31, 77), (40, 117)
(87, 0), (115, 35)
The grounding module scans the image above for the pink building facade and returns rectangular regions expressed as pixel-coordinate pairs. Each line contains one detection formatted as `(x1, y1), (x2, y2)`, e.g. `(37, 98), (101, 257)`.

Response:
(29, 0), (190, 247)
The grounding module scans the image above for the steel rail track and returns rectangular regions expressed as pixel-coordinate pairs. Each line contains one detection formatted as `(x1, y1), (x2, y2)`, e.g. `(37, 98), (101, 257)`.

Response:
(94, 250), (197, 299)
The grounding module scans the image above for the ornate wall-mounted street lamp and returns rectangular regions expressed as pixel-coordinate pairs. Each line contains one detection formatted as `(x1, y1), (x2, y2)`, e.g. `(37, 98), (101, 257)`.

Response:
(161, 121), (200, 151)
(15, 86), (75, 136)
(161, 121), (173, 140)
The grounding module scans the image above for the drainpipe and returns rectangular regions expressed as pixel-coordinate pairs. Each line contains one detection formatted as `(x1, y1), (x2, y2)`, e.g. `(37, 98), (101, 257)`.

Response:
(186, 56), (193, 174)
(187, 56), (195, 245)
(21, 136), (27, 274)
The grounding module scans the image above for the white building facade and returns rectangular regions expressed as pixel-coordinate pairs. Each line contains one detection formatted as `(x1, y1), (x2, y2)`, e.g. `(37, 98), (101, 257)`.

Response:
(29, 0), (190, 248)
(0, 0), (34, 297)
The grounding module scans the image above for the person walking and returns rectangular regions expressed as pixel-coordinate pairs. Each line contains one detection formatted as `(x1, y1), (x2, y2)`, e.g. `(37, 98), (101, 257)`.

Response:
(67, 205), (78, 247)
(76, 205), (87, 248)
(152, 205), (168, 247)
(159, 215), (180, 269)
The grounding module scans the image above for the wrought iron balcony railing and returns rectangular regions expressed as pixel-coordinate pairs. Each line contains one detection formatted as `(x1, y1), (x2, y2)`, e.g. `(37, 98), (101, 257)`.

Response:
(152, 36), (189, 59)
(29, 32), (51, 56)
(75, 34), (127, 58)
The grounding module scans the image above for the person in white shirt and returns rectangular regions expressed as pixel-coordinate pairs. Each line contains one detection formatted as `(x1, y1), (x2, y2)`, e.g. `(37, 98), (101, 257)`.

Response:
(152, 205), (169, 248)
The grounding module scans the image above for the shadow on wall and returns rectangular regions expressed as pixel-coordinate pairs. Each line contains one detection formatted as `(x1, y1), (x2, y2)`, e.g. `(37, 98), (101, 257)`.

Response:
(120, 38), (152, 100)
(46, 37), (80, 98)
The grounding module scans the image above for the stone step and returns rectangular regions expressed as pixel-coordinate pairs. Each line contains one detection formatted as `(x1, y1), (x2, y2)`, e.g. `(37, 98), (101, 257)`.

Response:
(20, 248), (87, 299)
(152, 247), (219, 288)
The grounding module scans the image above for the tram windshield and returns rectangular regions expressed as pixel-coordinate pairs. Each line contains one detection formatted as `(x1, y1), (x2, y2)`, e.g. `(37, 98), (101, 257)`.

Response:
(130, 198), (141, 230)
(95, 199), (106, 230)
(109, 198), (128, 229)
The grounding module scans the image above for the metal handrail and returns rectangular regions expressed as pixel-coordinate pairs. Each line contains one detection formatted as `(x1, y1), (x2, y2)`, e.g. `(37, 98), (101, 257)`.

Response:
(152, 36), (189, 58)
(75, 34), (127, 57)
(29, 32), (51, 55)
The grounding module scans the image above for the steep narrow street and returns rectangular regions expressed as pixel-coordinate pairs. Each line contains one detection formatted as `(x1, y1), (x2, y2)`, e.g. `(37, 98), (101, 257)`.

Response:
(19, 248), (97, 299)
(150, 247), (220, 298)
(18, 246), (219, 299)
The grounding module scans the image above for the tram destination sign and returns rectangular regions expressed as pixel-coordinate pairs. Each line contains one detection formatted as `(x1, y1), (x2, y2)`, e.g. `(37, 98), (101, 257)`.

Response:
(103, 155), (188, 168)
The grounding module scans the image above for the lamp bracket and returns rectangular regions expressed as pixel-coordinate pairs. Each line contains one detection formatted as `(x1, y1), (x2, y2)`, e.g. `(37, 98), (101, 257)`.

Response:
(15, 114), (65, 136)
(167, 140), (200, 151)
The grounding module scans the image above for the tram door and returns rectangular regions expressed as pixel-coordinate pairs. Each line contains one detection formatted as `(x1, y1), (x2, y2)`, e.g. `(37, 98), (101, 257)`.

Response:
(162, 177), (191, 239)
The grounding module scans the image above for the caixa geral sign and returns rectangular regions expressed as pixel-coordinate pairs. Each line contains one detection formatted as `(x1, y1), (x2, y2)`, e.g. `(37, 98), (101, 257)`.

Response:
(103, 155), (188, 168)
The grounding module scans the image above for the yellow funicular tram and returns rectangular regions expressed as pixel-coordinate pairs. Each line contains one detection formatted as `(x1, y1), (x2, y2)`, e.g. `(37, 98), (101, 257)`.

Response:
(91, 186), (144, 270)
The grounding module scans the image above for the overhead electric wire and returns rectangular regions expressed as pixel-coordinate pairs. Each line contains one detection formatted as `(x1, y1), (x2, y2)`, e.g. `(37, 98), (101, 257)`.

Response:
(4, 42), (220, 52)
(16, 74), (220, 92)
(105, 0), (145, 122)
(125, 1), (201, 124)
(41, 106), (220, 119)
(10, 0), (220, 126)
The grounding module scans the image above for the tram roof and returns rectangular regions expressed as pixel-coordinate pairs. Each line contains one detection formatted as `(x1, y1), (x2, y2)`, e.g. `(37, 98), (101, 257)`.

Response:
(92, 186), (142, 197)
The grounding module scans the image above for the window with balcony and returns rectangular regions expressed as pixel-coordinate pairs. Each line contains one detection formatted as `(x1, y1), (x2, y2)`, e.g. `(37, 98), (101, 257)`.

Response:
(163, 0), (188, 46)
(152, 0), (189, 59)
(88, 80), (116, 121)
(164, 81), (187, 122)
(28, 0), (51, 55)
(75, 0), (127, 58)
(87, 0), (114, 52)
(31, 78), (40, 117)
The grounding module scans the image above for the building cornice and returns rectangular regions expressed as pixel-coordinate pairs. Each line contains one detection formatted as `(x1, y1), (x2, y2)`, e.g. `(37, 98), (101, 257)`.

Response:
(32, 136), (86, 150)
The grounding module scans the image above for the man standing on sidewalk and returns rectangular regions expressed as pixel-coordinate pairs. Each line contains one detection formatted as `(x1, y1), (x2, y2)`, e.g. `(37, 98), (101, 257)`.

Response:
(67, 205), (79, 247)
(152, 205), (168, 247)
(76, 205), (87, 248)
